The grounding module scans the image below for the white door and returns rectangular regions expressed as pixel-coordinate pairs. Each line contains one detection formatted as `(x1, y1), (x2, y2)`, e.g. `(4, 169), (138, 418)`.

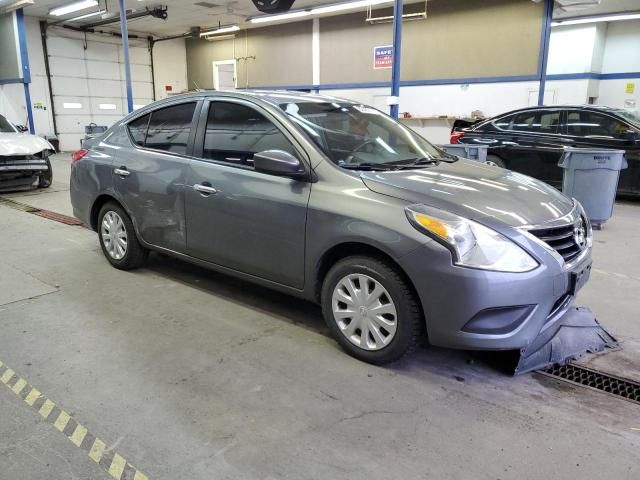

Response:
(213, 61), (236, 91)
(46, 30), (154, 151)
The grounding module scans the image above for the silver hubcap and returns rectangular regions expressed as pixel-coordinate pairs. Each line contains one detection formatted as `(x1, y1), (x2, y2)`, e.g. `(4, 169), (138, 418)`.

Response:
(331, 274), (398, 351)
(101, 211), (127, 260)
(485, 160), (499, 167)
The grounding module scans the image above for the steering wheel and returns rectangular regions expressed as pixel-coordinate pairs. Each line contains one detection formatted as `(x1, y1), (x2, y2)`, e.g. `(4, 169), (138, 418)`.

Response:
(345, 139), (382, 164)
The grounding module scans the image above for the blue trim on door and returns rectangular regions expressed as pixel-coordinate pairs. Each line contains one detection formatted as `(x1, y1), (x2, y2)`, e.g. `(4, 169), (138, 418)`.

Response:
(15, 9), (34, 133)
(242, 72), (640, 92)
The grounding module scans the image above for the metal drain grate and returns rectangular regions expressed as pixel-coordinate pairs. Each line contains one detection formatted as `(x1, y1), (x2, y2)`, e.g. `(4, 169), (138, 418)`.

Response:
(541, 363), (640, 404)
(33, 209), (82, 225)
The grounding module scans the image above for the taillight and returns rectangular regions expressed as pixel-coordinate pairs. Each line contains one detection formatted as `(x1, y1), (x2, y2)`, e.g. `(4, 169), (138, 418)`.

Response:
(71, 149), (88, 165)
(450, 131), (465, 144)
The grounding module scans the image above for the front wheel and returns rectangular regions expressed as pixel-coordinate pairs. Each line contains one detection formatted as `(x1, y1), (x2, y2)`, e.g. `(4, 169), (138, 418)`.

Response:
(321, 256), (422, 365)
(98, 202), (148, 270)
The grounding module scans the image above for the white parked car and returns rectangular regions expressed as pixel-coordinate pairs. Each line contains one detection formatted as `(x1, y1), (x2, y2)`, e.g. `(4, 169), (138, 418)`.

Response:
(0, 114), (55, 192)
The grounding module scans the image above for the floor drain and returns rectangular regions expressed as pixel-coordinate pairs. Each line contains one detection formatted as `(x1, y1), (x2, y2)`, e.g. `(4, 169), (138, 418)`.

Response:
(33, 209), (82, 225)
(541, 363), (640, 405)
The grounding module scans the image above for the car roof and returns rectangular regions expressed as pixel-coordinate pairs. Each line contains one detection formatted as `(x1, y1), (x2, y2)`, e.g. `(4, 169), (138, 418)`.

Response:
(151, 89), (354, 107)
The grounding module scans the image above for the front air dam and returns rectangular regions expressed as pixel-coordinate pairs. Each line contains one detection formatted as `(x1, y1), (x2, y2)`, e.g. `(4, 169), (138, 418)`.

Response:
(514, 306), (618, 375)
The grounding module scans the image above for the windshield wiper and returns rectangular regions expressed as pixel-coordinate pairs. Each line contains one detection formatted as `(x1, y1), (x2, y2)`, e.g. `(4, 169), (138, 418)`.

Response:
(340, 162), (401, 171)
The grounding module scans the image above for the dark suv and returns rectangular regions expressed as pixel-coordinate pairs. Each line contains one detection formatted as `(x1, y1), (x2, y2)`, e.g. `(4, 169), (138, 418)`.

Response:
(453, 105), (640, 196)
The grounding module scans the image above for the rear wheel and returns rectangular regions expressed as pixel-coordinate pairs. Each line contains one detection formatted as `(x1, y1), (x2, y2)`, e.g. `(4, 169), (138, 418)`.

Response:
(485, 154), (506, 168)
(321, 256), (422, 364)
(98, 202), (148, 270)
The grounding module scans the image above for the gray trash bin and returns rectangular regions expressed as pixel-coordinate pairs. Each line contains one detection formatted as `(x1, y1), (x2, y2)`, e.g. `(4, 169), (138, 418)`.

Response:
(439, 144), (488, 162)
(558, 147), (627, 229)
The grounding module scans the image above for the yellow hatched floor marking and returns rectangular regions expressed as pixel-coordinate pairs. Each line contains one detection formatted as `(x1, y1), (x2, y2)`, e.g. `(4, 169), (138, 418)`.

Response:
(108, 453), (127, 479)
(69, 424), (88, 447)
(24, 387), (41, 406)
(11, 378), (27, 394)
(1, 368), (14, 384)
(39, 398), (55, 419)
(53, 410), (71, 432)
(0, 360), (150, 480)
(88, 437), (106, 463)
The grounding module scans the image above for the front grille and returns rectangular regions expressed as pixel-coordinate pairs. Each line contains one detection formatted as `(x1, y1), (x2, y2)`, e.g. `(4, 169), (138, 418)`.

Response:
(529, 218), (586, 263)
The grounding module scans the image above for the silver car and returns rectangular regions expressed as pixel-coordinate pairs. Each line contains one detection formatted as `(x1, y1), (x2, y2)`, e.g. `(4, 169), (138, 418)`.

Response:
(70, 91), (611, 371)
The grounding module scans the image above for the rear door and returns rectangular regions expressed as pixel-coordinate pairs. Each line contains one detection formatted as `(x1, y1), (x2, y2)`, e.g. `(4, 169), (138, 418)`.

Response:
(184, 98), (311, 288)
(115, 101), (200, 252)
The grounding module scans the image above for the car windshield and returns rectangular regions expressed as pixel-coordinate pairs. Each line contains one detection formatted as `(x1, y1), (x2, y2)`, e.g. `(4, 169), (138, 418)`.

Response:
(279, 101), (451, 169)
(0, 115), (17, 133)
(613, 109), (640, 127)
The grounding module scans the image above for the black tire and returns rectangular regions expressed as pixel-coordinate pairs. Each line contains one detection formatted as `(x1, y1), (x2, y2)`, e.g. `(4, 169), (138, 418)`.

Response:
(321, 256), (422, 365)
(38, 158), (52, 188)
(97, 202), (148, 270)
(485, 154), (506, 168)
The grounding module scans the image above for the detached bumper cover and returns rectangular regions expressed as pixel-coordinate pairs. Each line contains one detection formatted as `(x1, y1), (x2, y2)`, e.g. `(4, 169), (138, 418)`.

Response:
(514, 306), (617, 375)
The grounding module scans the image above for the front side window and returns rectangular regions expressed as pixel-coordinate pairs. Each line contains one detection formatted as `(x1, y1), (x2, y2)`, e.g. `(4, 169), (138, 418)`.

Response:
(203, 101), (295, 166)
(143, 102), (196, 154)
(567, 110), (631, 138)
(279, 101), (443, 168)
(0, 114), (16, 133)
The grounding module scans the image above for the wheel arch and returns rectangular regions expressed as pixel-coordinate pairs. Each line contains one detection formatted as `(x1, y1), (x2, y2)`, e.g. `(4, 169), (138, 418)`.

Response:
(89, 193), (121, 232)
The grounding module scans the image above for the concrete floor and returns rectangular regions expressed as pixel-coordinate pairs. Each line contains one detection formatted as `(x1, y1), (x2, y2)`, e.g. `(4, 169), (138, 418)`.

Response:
(0, 153), (639, 479)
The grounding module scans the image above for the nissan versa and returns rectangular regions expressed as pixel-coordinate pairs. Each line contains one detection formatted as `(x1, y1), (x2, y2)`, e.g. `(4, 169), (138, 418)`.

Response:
(70, 91), (615, 373)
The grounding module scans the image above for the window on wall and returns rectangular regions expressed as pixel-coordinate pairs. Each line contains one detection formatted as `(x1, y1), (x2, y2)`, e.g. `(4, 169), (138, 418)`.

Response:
(567, 111), (630, 138)
(203, 102), (295, 166)
(143, 102), (197, 154)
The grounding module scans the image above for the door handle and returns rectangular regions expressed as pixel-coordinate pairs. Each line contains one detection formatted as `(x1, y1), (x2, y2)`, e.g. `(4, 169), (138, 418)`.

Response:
(193, 183), (217, 195)
(114, 167), (130, 177)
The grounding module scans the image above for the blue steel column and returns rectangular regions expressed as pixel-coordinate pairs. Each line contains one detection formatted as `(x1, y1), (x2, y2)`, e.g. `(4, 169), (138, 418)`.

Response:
(119, 0), (134, 113)
(389, 0), (403, 118)
(16, 9), (34, 133)
(537, 0), (554, 106)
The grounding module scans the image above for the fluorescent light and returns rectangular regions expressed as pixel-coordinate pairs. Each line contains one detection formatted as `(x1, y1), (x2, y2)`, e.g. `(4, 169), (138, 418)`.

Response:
(63, 102), (82, 109)
(50, 0), (98, 16)
(200, 25), (240, 37)
(551, 12), (640, 26)
(312, 0), (392, 15)
(99, 103), (116, 110)
(249, 10), (311, 23)
(66, 8), (106, 21)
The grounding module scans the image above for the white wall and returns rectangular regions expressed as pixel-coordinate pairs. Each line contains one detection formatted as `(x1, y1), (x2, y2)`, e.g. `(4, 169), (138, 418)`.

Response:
(547, 25), (599, 74)
(601, 20), (640, 73)
(152, 39), (188, 100)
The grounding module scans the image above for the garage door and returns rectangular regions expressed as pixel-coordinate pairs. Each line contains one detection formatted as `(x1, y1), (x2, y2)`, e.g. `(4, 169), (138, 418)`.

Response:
(46, 30), (154, 151)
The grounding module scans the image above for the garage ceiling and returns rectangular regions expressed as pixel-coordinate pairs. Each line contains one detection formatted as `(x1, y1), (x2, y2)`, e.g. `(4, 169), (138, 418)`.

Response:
(22, 0), (640, 38)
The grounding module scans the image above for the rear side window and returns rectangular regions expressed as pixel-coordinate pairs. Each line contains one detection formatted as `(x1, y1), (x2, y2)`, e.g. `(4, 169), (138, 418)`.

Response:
(567, 111), (630, 138)
(128, 114), (150, 146)
(128, 102), (196, 154)
(511, 110), (561, 134)
(203, 101), (295, 166)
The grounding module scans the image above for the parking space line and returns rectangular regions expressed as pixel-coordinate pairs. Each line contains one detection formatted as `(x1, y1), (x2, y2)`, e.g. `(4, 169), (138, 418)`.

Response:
(0, 359), (149, 480)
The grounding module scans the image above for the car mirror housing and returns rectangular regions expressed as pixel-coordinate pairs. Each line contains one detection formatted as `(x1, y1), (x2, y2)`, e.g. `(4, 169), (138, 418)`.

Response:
(15, 124), (28, 133)
(253, 150), (306, 178)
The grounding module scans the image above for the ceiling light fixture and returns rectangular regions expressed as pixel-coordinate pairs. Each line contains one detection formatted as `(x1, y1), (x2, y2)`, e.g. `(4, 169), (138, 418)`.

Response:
(49, 0), (98, 16)
(311, 0), (392, 15)
(551, 12), (640, 26)
(200, 25), (240, 36)
(66, 8), (107, 21)
(249, 10), (311, 23)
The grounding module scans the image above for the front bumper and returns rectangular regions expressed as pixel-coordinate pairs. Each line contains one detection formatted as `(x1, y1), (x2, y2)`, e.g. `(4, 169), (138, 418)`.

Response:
(399, 237), (594, 352)
(0, 157), (49, 191)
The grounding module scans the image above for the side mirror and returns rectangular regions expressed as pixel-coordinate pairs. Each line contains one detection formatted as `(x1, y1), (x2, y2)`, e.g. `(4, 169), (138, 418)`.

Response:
(253, 150), (306, 178)
(15, 124), (28, 133)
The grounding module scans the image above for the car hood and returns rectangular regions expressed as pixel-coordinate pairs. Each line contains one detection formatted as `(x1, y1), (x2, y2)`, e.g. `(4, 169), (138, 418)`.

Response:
(0, 132), (54, 156)
(360, 159), (574, 227)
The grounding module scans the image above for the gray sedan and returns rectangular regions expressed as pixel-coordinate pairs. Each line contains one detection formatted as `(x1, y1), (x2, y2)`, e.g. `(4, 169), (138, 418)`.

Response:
(70, 91), (610, 370)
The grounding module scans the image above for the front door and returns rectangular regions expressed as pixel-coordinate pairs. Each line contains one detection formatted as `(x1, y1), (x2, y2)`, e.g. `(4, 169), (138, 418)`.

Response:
(184, 99), (311, 288)
(114, 101), (199, 252)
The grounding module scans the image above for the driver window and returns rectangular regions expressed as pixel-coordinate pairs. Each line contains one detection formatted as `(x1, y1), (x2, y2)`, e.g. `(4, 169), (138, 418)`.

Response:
(203, 102), (295, 167)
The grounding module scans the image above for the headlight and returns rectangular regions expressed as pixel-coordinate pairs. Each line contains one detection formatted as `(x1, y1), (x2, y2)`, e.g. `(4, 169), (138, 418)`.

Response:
(405, 204), (538, 273)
